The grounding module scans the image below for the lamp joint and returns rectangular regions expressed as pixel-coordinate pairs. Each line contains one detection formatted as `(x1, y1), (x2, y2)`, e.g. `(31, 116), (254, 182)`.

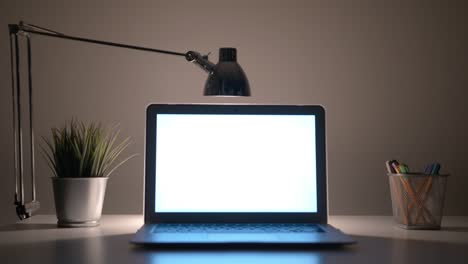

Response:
(8, 24), (20, 34)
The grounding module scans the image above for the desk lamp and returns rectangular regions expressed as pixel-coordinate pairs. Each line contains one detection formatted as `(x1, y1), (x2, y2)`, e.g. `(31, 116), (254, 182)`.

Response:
(8, 21), (251, 220)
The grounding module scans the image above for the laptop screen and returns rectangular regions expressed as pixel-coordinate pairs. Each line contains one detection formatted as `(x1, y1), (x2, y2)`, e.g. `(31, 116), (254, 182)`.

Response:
(154, 113), (317, 213)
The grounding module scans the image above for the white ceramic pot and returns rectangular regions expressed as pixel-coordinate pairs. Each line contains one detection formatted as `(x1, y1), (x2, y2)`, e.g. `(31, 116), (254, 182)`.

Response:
(52, 177), (108, 227)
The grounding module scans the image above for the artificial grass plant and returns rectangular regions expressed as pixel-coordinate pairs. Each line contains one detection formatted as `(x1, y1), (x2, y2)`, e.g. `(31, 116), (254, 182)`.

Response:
(42, 120), (135, 177)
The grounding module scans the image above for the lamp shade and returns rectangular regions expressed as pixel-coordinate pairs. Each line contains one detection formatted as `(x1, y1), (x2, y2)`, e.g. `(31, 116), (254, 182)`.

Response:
(204, 48), (251, 96)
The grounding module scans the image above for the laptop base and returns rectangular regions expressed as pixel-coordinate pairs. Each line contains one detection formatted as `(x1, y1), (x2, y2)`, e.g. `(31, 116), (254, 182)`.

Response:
(131, 223), (355, 245)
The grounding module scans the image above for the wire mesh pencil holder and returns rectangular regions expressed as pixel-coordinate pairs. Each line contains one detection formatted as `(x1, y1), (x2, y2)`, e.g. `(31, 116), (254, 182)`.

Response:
(388, 173), (448, 230)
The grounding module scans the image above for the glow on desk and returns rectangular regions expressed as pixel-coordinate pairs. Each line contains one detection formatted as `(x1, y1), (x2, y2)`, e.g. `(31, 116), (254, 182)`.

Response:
(0, 215), (467, 264)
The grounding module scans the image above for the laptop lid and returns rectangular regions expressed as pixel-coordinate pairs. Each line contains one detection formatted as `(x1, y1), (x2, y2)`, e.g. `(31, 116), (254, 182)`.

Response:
(144, 104), (327, 224)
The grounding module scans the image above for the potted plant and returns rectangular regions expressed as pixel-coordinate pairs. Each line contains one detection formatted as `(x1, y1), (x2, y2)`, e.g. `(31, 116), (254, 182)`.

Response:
(42, 120), (135, 227)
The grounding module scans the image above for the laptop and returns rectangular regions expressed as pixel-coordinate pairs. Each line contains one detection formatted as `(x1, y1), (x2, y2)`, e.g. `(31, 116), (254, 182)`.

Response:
(131, 104), (355, 245)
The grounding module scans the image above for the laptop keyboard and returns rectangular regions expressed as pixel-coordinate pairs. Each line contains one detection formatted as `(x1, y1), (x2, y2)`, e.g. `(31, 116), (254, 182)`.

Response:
(152, 223), (324, 233)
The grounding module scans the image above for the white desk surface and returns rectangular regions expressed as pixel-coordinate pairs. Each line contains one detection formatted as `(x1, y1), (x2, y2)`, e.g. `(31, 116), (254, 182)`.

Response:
(1, 215), (467, 264)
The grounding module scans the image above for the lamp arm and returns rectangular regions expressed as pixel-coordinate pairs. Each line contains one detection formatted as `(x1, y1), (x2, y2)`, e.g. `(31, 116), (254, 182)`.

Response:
(10, 22), (189, 56)
(8, 21), (216, 220)
(9, 22), (217, 69)
(10, 22), (218, 78)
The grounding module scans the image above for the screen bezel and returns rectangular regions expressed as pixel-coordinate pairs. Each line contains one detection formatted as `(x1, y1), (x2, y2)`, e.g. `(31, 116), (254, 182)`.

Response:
(144, 104), (327, 223)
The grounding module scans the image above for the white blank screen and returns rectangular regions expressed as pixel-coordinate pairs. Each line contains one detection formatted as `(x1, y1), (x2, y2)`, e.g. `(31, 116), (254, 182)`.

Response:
(155, 114), (317, 212)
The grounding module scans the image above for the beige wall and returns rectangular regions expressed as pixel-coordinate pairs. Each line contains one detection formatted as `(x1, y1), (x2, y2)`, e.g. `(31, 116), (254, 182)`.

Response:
(1, 0), (467, 224)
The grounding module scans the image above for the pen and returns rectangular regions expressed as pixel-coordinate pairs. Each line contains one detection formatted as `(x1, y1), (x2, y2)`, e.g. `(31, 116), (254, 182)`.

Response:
(386, 160), (395, 174)
(424, 164), (433, 175)
(431, 163), (440, 175)
(399, 164), (409, 174)
(391, 162), (401, 174)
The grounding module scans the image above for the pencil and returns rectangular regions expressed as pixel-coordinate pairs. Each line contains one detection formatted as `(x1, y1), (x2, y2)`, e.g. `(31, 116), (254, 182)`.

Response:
(391, 175), (408, 225)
